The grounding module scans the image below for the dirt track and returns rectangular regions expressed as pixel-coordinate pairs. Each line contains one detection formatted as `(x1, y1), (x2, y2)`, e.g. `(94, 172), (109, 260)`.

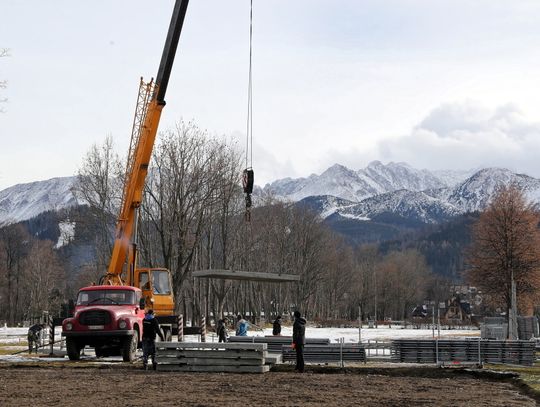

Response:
(0, 365), (536, 407)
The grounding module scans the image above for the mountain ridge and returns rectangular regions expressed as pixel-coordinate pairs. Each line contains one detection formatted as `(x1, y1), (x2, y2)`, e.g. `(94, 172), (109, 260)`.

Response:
(264, 161), (475, 202)
(1, 162), (539, 227)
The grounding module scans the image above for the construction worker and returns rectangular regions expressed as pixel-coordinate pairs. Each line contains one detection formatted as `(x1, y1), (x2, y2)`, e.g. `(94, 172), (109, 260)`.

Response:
(216, 319), (228, 343)
(235, 314), (249, 336)
(272, 315), (282, 336)
(292, 310), (306, 373)
(27, 324), (45, 354)
(142, 309), (164, 370)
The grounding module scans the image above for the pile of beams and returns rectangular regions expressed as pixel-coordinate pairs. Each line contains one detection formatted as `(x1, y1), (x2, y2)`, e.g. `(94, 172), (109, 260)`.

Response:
(281, 343), (366, 365)
(155, 342), (271, 373)
(228, 335), (330, 353)
(518, 316), (539, 340)
(391, 339), (535, 366)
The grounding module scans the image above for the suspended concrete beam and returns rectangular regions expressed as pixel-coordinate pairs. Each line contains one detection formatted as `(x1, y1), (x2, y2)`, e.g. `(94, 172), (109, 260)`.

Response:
(192, 269), (300, 283)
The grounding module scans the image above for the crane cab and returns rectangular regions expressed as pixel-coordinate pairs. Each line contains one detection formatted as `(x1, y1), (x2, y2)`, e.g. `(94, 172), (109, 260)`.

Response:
(133, 268), (175, 317)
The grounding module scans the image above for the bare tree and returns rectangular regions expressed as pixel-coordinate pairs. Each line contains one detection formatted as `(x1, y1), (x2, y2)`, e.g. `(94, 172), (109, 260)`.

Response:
(234, 202), (335, 321)
(375, 249), (431, 320)
(241, 201), (295, 319)
(288, 207), (331, 315)
(0, 224), (30, 325)
(23, 240), (65, 318)
(317, 238), (355, 320)
(353, 245), (379, 321)
(139, 121), (238, 316)
(74, 136), (123, 271)
(466, 184), (540, 334)
(0, 48), (10, 111)
(205, 142), (244, 319)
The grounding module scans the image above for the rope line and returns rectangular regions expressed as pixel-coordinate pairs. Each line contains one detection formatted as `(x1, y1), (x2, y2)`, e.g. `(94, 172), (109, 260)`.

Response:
(246, 0), (253, 169)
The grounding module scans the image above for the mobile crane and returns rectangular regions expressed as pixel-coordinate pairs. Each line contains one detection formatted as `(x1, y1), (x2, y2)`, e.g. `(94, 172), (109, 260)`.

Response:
(62, 0), (189, 361)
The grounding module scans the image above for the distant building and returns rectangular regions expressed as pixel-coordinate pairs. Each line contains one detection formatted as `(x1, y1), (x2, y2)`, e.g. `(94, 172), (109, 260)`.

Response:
(442, 296), (471, 322)
(411, 305), (428, 318)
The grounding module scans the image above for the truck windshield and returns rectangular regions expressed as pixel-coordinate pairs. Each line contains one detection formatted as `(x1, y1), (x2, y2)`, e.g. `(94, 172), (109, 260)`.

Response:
(77, 290), (136, 305)
(152, 270), (171, 295)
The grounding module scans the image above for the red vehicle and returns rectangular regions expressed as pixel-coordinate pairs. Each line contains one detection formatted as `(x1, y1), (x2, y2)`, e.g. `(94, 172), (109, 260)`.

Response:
(62, 286), (145, 361)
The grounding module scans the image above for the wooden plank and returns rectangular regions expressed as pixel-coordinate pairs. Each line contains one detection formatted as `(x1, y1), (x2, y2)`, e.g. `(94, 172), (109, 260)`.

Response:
(193, 269), (300, 282)
(156, 341), (267, 351)
(156, 364), (270, 373)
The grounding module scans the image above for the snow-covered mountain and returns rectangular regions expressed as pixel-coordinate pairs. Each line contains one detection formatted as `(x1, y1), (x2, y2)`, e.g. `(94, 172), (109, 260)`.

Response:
(1, 163), (539, 228)
(298, 167), (540, 224)
(447, 168), (540, 213)
(264, 161), (461, 202)
(337, 190), (462, 224)
(0, 176), (79, 225)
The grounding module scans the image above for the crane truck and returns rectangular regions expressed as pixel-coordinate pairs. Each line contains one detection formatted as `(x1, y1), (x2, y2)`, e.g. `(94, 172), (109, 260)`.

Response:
(62, 0), (189, 361)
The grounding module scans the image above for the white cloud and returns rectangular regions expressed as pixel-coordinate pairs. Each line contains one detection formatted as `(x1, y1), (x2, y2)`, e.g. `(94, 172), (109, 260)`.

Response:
(3, 2), (540, 189)
(377, 102), (540, 177)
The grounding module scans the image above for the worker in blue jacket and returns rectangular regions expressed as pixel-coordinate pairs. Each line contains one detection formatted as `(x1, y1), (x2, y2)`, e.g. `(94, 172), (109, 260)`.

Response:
(235, 314), (249, 336)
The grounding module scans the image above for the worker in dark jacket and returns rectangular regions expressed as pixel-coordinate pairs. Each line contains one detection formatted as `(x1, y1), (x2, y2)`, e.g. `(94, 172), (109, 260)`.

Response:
(292, 310), (306, 373)
(142, 309), (164, 370)
(27, 324), (45, 354)
(272, 315), (282, 336)
(216, 319), (228, 343)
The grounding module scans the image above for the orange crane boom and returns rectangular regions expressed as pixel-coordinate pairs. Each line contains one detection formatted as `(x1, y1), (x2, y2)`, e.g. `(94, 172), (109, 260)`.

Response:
(100, 0), (189, 317)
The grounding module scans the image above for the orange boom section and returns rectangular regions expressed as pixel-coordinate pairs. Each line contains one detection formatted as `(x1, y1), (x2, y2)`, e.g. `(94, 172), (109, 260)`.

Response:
(98, 0), (190, 318)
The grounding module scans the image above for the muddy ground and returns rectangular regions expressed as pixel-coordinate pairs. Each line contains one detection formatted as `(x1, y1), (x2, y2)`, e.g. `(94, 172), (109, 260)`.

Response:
(0, 364), (537, 407)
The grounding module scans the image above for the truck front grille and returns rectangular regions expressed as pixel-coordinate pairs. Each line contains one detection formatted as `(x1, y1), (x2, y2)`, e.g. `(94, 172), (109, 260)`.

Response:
(79, 310), (111, 326)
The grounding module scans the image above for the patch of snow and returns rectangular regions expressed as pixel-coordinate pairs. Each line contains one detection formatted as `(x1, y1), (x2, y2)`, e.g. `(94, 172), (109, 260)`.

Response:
(201, 326), (479, 344)
(432, 168), (478, 187)
(55, 221), (76, 248)
(339, 213), (371, 221)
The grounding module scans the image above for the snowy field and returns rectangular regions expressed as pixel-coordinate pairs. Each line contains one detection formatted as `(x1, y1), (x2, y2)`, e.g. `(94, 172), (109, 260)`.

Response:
(0, 324), (479, 363)
(256, 325), (479, 343)
(0, 324), (480, 345)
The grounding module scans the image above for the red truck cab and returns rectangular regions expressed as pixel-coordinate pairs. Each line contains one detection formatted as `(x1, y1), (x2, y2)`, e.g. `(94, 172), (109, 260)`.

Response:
(62, 285), (145, 361)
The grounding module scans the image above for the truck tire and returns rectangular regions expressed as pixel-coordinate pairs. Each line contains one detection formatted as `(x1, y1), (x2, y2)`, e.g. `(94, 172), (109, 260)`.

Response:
(66, 338), (81, 361)
(122, 332), (138, 362)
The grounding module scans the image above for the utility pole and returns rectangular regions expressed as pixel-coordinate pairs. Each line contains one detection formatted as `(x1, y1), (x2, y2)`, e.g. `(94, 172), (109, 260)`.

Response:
(358, 305), (362, 343)
(437, 306), (441, 339)
(432, 305), (435, 338)
(508, 270), (518, 340)
(374, 271), (378, 329)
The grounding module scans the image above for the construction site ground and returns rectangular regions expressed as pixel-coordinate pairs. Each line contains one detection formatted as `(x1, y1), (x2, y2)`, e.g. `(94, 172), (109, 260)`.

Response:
(1, 361), (538, 407)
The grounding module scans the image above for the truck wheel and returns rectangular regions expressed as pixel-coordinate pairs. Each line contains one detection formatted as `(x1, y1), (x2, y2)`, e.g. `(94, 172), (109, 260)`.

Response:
(66, 338), (81, 361)
(122, 332), (138, 362)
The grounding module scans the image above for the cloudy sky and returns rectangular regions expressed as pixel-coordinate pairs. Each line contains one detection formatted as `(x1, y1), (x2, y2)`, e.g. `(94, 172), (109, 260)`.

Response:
(1, 0), (540, 190)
